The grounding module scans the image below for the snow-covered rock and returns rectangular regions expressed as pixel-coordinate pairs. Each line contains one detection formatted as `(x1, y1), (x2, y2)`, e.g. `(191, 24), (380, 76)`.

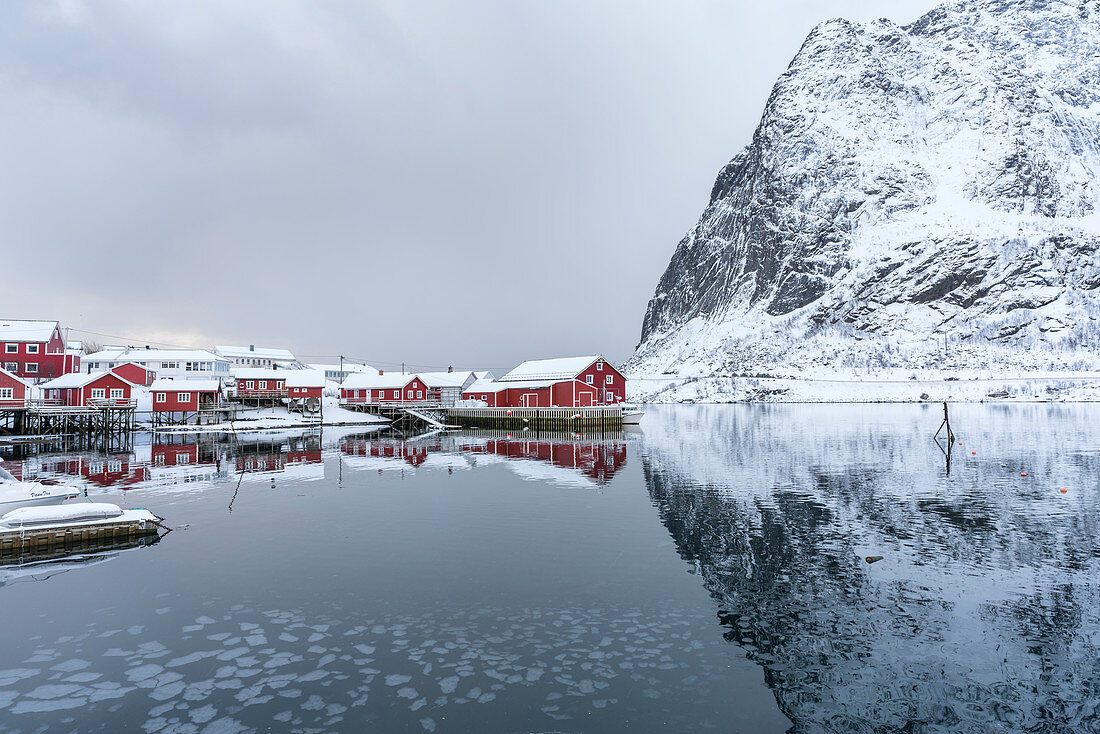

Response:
(632, 0), (1100, 380)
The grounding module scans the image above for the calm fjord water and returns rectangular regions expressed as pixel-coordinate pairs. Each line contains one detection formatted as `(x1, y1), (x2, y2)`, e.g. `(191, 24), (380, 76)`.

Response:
(0, 404), (1097, 733)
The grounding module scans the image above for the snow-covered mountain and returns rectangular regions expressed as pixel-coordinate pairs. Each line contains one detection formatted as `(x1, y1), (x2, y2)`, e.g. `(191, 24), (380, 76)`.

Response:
(632, 0), (1100, 379)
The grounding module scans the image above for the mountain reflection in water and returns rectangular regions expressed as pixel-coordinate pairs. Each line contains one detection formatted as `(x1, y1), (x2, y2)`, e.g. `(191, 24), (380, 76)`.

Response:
(639, 404), (1100, 733)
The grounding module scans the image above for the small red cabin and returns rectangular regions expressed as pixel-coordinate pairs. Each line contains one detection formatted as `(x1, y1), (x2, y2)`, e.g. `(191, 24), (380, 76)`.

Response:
(340, 373), (433, 406)
(286, 370), (325, 400)
(233, 369), (287, 399)
(111, 362), (156, 387)
(151, 379), (221, 412)
(0, 367), (28, 409)
(40, 371), (136, 407)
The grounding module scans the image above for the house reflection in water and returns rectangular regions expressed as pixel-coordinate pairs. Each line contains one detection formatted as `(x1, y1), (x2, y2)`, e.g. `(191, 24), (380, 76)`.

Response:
(339, 430), (627, 487)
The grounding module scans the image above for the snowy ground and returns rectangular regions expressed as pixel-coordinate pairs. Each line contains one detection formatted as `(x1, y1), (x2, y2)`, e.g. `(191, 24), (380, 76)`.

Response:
(628, 370), (1100, 404)
(146, 396), (389, 433)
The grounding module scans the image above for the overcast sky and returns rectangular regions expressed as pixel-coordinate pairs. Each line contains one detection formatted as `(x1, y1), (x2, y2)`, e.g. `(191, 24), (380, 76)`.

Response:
(0, 0), (933, 373)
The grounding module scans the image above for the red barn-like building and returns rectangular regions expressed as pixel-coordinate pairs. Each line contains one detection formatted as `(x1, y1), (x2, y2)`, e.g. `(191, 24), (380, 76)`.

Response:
(0, 367), (29, 409)
(461, 379), (599, 408)
(286, 370), (325, 401)
(40, 371), (137, 407)
(496, 355), (626, 406)
(111, 362), (156, 387)
(0, 319), (81, 381)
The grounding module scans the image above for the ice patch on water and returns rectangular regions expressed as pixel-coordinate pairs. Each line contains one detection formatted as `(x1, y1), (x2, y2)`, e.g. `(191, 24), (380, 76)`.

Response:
(396, 687), (418, 699)
(11, 696), (86, 714)
(420, 717), (437, 732)
(195, 616), (217, 626)
(51, 659), (91, 673)
(199, 717), (249, 734)
(0, 669), (40, 687)
(437, 676), (459, 694)
(385, 674), (411, 686)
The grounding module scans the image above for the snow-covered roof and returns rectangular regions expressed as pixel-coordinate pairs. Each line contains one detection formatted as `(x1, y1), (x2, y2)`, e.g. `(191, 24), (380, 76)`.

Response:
(307, 362), (376, 374)
(473, 371), (494, 380)
(285, 370), (325, 388)
(41, 370), (138, 389)
(499, 356), (604, 382)
(232, 368), (289, 380)
(150, 379), (220, 392)
(464, 379), (507, 394)
(0, 319), (60, 343)
(85, 348), (227, 363)
(343, 372), (418, 390)
(215, 345), (297, 361)
(418, 371), (476, 388)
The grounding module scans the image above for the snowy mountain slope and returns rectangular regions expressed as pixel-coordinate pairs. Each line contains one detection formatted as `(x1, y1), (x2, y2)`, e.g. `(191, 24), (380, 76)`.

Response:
(631, 0), (1100, 379)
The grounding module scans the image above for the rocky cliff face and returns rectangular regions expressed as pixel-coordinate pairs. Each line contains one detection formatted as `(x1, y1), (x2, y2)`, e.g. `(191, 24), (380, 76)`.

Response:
(632, 0), (1100, 376)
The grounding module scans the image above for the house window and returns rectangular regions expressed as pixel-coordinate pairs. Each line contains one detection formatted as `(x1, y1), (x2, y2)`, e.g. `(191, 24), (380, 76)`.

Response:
(0, 388), (12, 399)
(91, 388), (105, 399)
(277, 381), (283, 389)
(597, 361), (603, 370)
(156, 393), (166, 403)
(393, 390), (399, 398)
(179, 393), (190, 402)
(246, 381), (254, 389)
(606, 375), (613, 385)
(258, 381), (267, 389)
(585, 375), (593, 384)
(4, 344), (16, 353)
(4, 362), (16, 372)
(482, 395), (487, 400)
(416, 390), (423, 399)
(407, 390), (413, 399)
(25, 363), (37, 374)
(26, 344), (38, 354)
(110, 389), (123, 399)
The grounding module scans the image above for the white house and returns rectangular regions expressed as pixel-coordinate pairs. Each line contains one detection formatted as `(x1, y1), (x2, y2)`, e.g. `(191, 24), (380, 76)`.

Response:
(215, 345), (300, 369)
(306, 362), (376, 384)
(84, 347), (231, 382)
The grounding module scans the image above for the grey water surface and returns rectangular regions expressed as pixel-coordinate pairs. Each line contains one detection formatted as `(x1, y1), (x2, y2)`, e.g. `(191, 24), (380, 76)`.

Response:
(0, 404), (1097, 733)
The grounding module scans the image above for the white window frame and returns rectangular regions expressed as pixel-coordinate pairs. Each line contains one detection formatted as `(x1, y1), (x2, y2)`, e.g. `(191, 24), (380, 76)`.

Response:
(91, 388), (106, 399)
(25, 363), (37, 374)
(179, 392), (191, 402)
(246, 381), (254, 389)
(4, 362), (16, 372)
(596, 361), (603, 370)
(407, 390), (413, 399)
(258, 380), (267, 389)
(26, 344), (38, 354)
(606, 375), (613, 385)
(585, 375), (593, 384)
(156, 392), (167, 403)
(110, 388), (123, 399)
(4, 344), (16, 353)
(416, 390), (423, 399)
(393, 390), (399, 398)
(0, 388), (12, 399)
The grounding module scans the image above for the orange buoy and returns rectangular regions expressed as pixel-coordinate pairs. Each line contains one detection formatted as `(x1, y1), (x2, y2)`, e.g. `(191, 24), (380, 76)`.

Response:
(1060, 487), (1068, 494)
(1021, 472), (1028, 477)
(971, 451), (976, 455)
(865, 555), (884, 564)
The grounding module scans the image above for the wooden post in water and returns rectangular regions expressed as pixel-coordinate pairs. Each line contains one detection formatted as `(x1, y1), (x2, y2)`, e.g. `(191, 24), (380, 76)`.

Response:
(933, 401), (955, 444)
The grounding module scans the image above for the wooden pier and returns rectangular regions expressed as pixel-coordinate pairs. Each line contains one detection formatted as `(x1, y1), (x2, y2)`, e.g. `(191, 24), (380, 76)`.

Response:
(0, 400), (137, 450)
(342, 402), (454, 431)
(446, 406), (622, 432)
(0, 516), (163, 562)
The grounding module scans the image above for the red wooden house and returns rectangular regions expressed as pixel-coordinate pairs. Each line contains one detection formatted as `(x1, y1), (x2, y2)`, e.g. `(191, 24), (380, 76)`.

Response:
(497, 355), (627, 406)
(233, 369), (287, 399)
(340, 372), (434, 406)
(111, 362), (156, 387)
(40, 371), (137, 407)
(461, 378), (599, 408)
(151, 379), (222, 412)
(0, 367), (29, 409)
(0, 319), (81, 381)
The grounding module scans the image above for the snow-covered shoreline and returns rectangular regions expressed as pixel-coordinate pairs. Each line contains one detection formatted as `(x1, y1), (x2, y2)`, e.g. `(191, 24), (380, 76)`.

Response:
(628, 372), (1100, 404)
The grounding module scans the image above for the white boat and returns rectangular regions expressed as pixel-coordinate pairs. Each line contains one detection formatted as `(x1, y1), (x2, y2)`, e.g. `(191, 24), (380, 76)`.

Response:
(0, 466), (80, 510)
(619, 404), (644, 425)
